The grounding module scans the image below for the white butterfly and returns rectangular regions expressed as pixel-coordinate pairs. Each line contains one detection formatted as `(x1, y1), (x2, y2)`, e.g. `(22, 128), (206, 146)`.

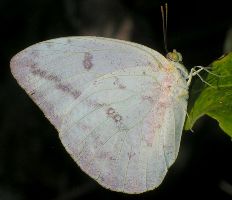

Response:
(10, 36), (202, 193)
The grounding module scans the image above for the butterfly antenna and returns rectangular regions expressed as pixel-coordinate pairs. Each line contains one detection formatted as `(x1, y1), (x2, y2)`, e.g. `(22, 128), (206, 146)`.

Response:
(161, 3), (168, 53)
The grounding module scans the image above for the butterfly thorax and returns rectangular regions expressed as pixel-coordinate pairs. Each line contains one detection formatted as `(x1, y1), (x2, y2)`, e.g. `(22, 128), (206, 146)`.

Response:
(166, 49), (189, 80)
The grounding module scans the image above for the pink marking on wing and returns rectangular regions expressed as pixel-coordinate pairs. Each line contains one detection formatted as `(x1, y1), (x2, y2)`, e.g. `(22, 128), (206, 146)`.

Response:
(10, 52), (38, 75)
(30, 67), (81, 99)
(83, 52), (93, 70)
(143, 110), (157, 147)
(142, 75), (175, 147)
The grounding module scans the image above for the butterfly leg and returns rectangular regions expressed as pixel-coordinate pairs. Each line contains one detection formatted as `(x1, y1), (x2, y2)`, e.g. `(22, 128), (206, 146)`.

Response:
(192, 66), (223, 78)
(187, 66), (216, 87)
(187, 67), (204, 86)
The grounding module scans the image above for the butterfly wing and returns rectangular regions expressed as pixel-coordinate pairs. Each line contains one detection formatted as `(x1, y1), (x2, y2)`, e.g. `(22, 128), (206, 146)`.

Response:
(10, 37), (188, 193)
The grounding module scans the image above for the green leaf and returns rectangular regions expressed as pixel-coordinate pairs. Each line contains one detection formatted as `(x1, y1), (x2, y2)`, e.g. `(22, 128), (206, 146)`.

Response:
(185, 52), (232, 137)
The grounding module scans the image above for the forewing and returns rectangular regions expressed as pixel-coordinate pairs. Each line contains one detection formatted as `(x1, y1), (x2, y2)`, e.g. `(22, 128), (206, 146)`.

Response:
(10, 36), (187, 193)
(10, 37), (166, 130)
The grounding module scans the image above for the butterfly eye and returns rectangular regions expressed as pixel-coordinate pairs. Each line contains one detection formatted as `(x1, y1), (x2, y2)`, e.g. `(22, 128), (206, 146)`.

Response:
(166, 49), (183, 62)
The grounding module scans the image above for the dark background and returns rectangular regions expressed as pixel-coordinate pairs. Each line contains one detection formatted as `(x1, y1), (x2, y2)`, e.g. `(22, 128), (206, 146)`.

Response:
(1, 0), (232, 199)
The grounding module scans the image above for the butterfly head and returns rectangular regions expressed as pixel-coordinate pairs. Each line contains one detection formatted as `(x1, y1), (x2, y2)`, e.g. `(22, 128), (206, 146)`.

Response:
(166, 49), (189, 81)
(166, 49), (183, 63)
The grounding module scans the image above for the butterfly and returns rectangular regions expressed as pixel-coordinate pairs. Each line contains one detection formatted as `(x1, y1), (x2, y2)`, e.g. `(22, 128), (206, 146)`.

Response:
(10, 36), (202, 193)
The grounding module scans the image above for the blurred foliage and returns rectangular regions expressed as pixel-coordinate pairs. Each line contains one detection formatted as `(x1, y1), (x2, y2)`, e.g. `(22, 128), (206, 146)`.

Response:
(185, 53), (232, 138)
(224, 28), (232, 53)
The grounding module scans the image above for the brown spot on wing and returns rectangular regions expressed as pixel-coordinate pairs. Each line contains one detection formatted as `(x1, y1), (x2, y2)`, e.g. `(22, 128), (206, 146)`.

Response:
(142, 95), (154, 104)
(106, 107), (116, 116)
(29, 50), (40, 59)
(113, 77), (126, 89)
(119, 84), (126, 89)
(106, 107), (123, 124)
(71, 90), (82, 99)
(86, 98), (105, 108)
(98, 151), (116, 161)
(83, 52), (93, 70)
(47, 74), (61, 82)
(113, 114), (122, 122)
(128, 152), (136, 160)
(79, 123), (92, 132)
